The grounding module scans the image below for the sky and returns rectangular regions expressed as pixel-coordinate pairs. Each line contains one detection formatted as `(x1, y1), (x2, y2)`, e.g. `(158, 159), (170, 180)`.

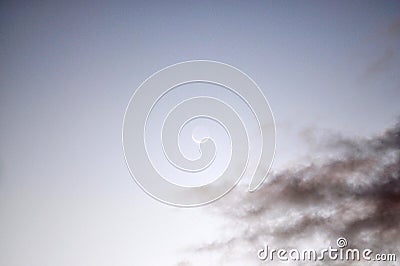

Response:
(1, 1), (399, 265)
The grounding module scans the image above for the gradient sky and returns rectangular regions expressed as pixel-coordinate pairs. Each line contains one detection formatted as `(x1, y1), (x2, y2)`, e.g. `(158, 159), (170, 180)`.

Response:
(1, 1), (399, 265)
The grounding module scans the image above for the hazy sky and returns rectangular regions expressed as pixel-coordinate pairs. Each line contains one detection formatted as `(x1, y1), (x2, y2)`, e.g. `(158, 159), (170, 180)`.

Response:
(1, 1), (399, 265)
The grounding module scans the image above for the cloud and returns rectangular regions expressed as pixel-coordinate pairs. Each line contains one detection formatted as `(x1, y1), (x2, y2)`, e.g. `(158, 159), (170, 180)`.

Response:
(363, 17), (400, 78)
(191, 120), (400, 264)
(387, 17), (400, 37)
(364, 48), (395, 77)
(175, 261), (193, 266)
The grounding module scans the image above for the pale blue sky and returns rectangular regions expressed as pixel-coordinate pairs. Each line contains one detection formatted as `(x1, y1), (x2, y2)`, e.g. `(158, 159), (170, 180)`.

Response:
(1, 1), (399, 265)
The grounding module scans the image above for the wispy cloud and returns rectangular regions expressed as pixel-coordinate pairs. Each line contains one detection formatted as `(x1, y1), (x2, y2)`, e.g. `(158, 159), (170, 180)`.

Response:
(175, 261), (193, 266)
(365, 48), (395, 77)
(387, 17), (400, 37)
(363, 17), (400, 79)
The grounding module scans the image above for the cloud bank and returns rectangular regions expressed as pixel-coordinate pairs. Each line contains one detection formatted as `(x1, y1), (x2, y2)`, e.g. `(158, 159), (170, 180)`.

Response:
(189, 121), (400, 265)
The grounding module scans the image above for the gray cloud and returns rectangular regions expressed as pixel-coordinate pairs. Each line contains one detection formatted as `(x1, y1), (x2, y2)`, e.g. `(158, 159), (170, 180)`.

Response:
(193, 121), (400, 264)
(365, 48), (396, 77)
(388, 17), (400, 37)
(363, 17), (400, 78)
(175, 261), (193, 266)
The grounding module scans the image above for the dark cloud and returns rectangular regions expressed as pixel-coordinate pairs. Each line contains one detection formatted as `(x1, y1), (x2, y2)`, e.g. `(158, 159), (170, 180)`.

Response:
(194, 121), (400, 264)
